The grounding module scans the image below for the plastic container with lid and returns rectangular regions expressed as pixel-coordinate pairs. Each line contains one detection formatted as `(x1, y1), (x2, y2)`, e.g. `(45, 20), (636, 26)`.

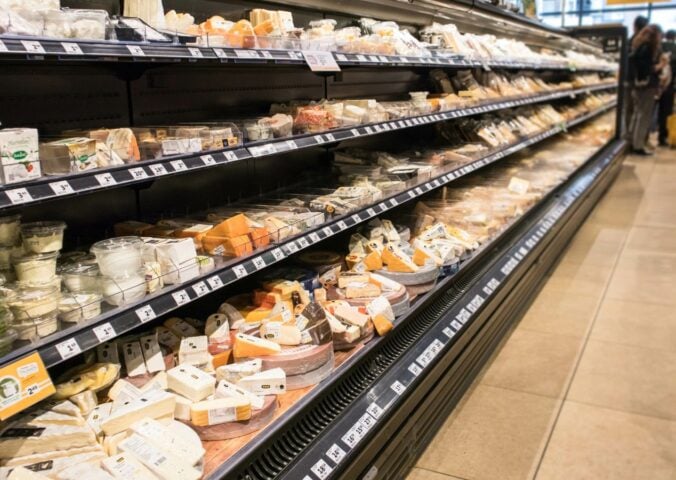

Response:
(91, 236), (143, 277)
(58, 292), (102, 324)
(0, 215), (21, 247)
(60, 263), (100, 293)
(7, 285), (60, 322)
(0, 307), (11, 336)
(69, 9), (108, 40)
(100, 270), (146, 307)
(0, 245), (22, 270)
(0, 329), (17, 356)
(13, 252), (58, 284)
(13, 312), (59, 341)
(21, 221), (66, 253)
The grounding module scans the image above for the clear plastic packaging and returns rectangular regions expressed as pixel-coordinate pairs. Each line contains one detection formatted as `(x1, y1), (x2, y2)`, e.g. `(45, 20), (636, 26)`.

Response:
(7, 284), (60, 322)
(91, 236), (143, 277)
(100, 269), (147, 307)
(13, 311), (58, 341)
(58, 292), (102, 323)
(0, 214), (21, 247)
(61, 263), (100, 293)
(21, 221), (66, 253)
(0, 328), (17, 356)
(12, 252), (58, 284)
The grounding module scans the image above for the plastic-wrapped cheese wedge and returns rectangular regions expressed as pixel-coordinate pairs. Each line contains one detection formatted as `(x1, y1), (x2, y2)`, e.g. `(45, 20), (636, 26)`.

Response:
(216, 380), (265, 409)
(102, 453), (157, 480)
(129, 418), (205, 466)
(166, 364), (215, 402)
(190, 398), (252, 427)
(119, 433), (201, 480)
(233, 332), (282, 358)
(0, 424), (98, 459)
(7, 467), (50, 479)
(55, 463), (114, 480)
(216, 359), (262, 383)
(237, 368), (286, 395)
(100, 390), (176, 436)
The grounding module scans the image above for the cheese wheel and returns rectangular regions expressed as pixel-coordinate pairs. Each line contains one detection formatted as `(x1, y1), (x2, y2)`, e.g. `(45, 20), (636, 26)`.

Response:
(260, 342), (333, 376)
(286, 350), (335, 390)
(375, 263), (439, 286)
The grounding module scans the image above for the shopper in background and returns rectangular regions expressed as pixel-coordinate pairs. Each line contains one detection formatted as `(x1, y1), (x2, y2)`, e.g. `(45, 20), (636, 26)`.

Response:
(657, 30), (675, 146)
(628, 25), (667, 155)
(625, 16), (650, 135)
(630, 16), (649, 46)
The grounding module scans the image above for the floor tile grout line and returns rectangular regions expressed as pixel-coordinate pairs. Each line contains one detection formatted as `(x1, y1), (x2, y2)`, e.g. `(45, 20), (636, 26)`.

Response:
(530, 155), (653, 479)
(415, 466), (470, 480)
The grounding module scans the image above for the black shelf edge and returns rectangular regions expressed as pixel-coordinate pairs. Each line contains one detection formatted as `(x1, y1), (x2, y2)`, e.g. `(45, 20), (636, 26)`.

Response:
(0, 101), (615, 378)
(275, 138), (627, 480)
(0, 83), (617, 211)
(0, 36), (617, 72)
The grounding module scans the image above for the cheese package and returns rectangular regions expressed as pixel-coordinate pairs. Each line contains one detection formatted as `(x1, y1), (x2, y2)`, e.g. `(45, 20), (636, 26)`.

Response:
(0, 128), (41, 184)
(178, 336), (210, 366)
(140, 371), (168, 392)
(151, 238), (199, 285)
(0, 425), (97, 459)
(54, 363), (120, 399)
(164, 317), (200, 337)
(69, 390), (98, 416)
(6, 467), (50, 479)
(1, 451), (106, 479)
(190, 398), (252, 427)
(140, 334), (166, 373)
(129, 418), (205, 466)
(35, 400), (81, 418)
(86, 402), (113, 437)
(97, 342), (119, 364)
(216, 359), (262, 383)
(170, 393), (193, 421)
(102, 432), (127, 457)
(345, 282), (381, 299)
(39, 137), (97, 175)
(55, 463), (115, 480)
(260, 322), (302, 346)
(119, 434), (202, 480)
(233, 333), (282, 358)
(209, 214), (250, 237)
(167, 364), (215, 402)
(205, 313), (229, 342)
(334, 304), (369, 329)
(102, 454), (157, 480)
(236, 368), (286, 395)
(101, 390), (176, 436)
(108, 379), (141, 401)
(122, 341), (148, 377)
(215, 380), (264, 409)
(16, 408), (85, 427)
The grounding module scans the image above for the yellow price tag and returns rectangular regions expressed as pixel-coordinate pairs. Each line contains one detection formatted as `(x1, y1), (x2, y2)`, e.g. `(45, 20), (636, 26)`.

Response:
(0, 352), (55, 420)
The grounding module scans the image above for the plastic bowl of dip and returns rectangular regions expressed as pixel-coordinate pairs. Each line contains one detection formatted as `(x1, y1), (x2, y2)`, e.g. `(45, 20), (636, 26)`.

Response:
(7, 285), (60, 322)
(61, 263), (101, 293)
(13, 311), (59, 341)
(0, 215), (21, 247)
(13, 252), (58, 284)
(100, 270), (146, 307)
(91, 236), (143, 277)
(58, 292), (102, 324)
(21, 221), (67, 253)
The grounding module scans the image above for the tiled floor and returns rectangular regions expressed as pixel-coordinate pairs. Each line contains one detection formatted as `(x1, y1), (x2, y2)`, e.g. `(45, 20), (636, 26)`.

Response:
(408, 146), (676, 480)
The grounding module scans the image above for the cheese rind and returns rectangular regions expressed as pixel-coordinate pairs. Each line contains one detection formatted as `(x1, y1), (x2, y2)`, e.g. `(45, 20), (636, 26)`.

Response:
(119, 433), (201, 480)
(7, 467), (50, 479)
(0, 425), (97, 459)
(259, 322), (301, 346)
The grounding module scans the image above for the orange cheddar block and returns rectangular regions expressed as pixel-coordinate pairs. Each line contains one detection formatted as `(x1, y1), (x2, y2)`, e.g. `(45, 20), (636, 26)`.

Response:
(203, 234), (252, 257)
(253, 19), (275, 36)
(238, 306), (273, 323)
(174, 224), (213, 251)
(211, 349), (232, 368)
(233, 333), (281, 358)
(412, 248), (431, 267)
(382, 247), (418, 273)
(363, 251), (383, 271)
(249, 227), (270, 249)
(372, 314), (393, 336)
(210, 214), (250, 238)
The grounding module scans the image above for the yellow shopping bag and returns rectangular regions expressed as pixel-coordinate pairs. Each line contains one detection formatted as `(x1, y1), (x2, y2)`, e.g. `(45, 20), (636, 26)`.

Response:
(669, 114), (676, 147)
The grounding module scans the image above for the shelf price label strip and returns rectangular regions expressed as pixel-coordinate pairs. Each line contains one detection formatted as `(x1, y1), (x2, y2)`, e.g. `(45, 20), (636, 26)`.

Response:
(283, 142), (625, 480)
(4, 104), (615, 372)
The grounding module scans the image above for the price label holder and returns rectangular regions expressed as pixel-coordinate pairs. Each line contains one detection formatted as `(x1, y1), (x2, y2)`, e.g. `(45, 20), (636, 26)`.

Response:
(6, 188), (32, 205)
(126, 45), (145, 56)
(170, 160), (188, 172)
(21, 40), (45, 54)
(0, 353), (55, 421)
(93, 322), (116, 343)
(61, 42), (83, 55)
(49, 181), (74, 196)
(302, 50), (340, 72)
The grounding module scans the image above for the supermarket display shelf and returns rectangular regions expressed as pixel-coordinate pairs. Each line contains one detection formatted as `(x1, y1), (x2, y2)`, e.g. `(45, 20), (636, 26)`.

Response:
(0, 101), (615, 374)
(0, 36), (616, 72)
(0, 83), (617, 211)
(268, 138), (627, 480)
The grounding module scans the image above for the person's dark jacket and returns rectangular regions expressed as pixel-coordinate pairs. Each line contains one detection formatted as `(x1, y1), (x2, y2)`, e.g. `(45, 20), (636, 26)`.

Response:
(630, 43), (659, 88)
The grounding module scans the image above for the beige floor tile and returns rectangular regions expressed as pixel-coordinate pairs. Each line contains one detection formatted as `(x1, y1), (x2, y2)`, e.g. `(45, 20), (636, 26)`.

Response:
(406, 467), (465, 480)
(613, 250), (676, 282)
(540, 263), (612, 299)
(567, 340), (676, 420)
(417, 385), (557, 480)
(625, 226), (676, 254)
(636, 193), (676, 228)
(536, 401), (676, 480)
(480, 329), (583, 398)
(519, 289), (599, 338)
(558, 240), (621, 268)
(590, 299), (676, 352)
(605, 274), (676, 305)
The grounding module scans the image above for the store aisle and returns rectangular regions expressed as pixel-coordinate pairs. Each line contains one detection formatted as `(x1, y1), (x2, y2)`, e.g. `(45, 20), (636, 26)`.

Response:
(407, 147), (676, 480)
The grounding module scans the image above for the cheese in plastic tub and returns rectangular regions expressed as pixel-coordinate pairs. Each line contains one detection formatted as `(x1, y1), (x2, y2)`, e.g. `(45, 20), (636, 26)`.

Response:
(21, 221), (66, 253)
(61, 263), (101, 293)
(91, 236), (143, 276)
(13, 311), (59, 341)
(0, 214), (21, 247)
(100, 269), (146, 307)
(12, 252), (58, 284)
(7, 284), (60, 322)
(58, 292), (103, 323)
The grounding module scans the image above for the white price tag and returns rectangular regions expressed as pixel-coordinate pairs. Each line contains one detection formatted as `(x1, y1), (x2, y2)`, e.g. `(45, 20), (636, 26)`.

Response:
(342, 428), (360, 449)
(336, 53), (348, 62)
(172, 290), (190, 306)
(223, 151), (238, 161)
(389, 198), (398, 207)
(0, 40), (7, 52)
(170, 160), (187, 171)
(260, 50), (273, 58)
(271, 248), (285, 261)
(391, 380), (406, 395)
(192, 281), (210, 297)
(367, 403), (384, 419)
(149, 164), (168, 176)
(93, 323), (116, 343)
(252, 256), (267, 270)
(95, 173), (117, 186)
(364, 126), (374, 134)
(369, 55), (379, 62)
(56, 338), (81, 360)
(314, 135), (325, 145)
(407, 191), (416, 198)
(285, 140), (298, 150)
(233, 264), (247, 278)
(443, 327), (454, 338)
(21, 40), (45, 54)
(302, 50), (340, 72)
(286, 242), (299, 253)
(309, 232), (320, 243)
(213, 48), (227, 58)
(337, 221), (348, 230)
(201, 154), (217, 165)
(397, 121), (406, 128)
(49, 181), (74, 196)
(61, 42), (83, 55)
(326, 444), (346, 465)
(135, 305), (156, 323)
(310, 459), (333, 480)
(129, 167), (148, 180)
(366, 208), (376, 217)
(297, 237), (309, 248)
(207, 276), (223, 289)
(249, 144), (276, 157)
(324, 133), (335, 142)
(322, 226), (333, 237)
(351, 214), (361, 223)
(188, 47), (203, 58)
(450, 320), (462, 331)
(456, 308), (471, 324)
(6, 188), (32, 204)
(235, 49), (259, 58)
(350, 129), (360, 137)
(126, 45), (145, 56)
(356, 54), (367, 61)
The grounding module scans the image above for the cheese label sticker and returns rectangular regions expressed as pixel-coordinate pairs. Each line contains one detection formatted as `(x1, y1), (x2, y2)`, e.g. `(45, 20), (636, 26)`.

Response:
(0, 352), (55, 420)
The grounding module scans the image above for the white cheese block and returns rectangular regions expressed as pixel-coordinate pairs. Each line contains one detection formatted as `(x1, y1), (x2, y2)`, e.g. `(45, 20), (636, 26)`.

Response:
(1, 446), (104, 468)
(111, 382), (144, 413)
(36, 400), (81, 418)
(97, 342), (119, 364)
(167, 364), (215, 402)
(215, 359), (262, 383)
(56, 464), (114, 480)
(101, 390), (176, 436)
(260, 322), (301, 346)
(236, 368), (286, 395)
(153, 238), (199, 285)
(107, 379), (141, 401)
(205, 313), (229, 342)
(17, 409), (85, 427)
(0, 425), (97, 459)
(140, 335), (166, 373)
(178, 336), (209, 366)
(0, 451), (106, 478)
(119, 433), (201, 480)
(122, 341), (147, 377)
(69, 390), (98, 416)
(102, 432), (127, 456)
(169, 393), (192, 421)
(130, 418), (204, 466)
(101, 454), (157, 480)
(344, 325), (361, 343)
(140, 372), (168, 393)
(6, 467), (50, 479)
(324, 310), (347, 333)
(215, 380), (264, 409)
(86, 402), (113, 438)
